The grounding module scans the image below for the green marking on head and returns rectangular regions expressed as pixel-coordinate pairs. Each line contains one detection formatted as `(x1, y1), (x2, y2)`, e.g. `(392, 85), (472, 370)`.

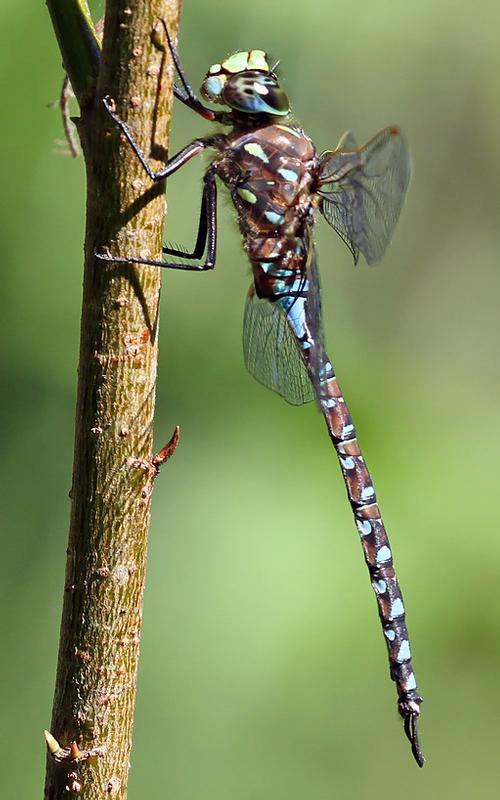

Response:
(220, 50), (270, 74)
(222, 52), (251, 73)
(247, 50), (269, 71)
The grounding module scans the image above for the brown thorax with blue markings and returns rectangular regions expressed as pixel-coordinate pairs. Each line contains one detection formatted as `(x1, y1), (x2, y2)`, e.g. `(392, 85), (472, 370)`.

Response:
(215, 121), (318, 300)
(197, 50), (320, 301)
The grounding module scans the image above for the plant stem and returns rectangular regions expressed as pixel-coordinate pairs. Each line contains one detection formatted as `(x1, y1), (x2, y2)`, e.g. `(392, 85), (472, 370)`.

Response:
(44, 1), (182, 797)
(46, 0), (101, 104)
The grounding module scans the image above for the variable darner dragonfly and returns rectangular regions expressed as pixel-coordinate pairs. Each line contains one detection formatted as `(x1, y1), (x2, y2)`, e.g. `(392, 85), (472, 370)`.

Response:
(96, 28), (424, 767)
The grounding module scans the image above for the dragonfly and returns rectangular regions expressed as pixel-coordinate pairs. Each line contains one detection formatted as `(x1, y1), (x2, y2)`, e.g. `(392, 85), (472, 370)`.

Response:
(96, 26), (424, 767)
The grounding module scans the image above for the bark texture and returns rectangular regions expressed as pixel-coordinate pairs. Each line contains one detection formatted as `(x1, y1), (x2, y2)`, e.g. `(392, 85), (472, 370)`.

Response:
(44, 1), (182, 797)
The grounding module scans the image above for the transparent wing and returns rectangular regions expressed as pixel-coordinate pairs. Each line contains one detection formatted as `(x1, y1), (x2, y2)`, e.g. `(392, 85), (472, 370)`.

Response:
(317, 126), (411, 265)
(243, 231), (328, 406)
(243, 286), (315, 406)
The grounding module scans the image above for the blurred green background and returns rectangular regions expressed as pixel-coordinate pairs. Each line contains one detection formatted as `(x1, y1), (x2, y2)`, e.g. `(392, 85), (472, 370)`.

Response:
(1, 0), (499, 796)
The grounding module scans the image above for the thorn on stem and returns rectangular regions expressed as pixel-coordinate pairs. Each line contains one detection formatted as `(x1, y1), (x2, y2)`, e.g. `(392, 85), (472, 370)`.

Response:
(127, 426), (180, 498)
(44, 730), (61, 756)
(43, 730), (104, 763)
(152, 425), (180, 472)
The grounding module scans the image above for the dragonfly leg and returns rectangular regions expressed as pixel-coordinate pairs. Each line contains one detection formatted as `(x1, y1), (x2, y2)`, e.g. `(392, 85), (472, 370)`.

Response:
(95, 166), (217, 271)
(157, 21), (223, 122)
(162, 166), (215, 261)
(102, 95), (208, 182)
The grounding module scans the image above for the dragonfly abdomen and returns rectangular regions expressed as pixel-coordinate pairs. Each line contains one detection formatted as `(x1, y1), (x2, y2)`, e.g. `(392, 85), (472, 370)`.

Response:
(247, 234), (309, 302)
(309, 356), (423, 761)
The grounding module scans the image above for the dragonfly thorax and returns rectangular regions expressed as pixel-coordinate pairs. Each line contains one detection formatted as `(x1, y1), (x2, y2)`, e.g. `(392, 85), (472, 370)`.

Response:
(201, 50), (289, 117)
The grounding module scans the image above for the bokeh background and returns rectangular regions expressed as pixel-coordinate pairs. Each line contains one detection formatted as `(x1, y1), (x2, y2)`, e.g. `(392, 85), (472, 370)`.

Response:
(1, 0), (499, 796)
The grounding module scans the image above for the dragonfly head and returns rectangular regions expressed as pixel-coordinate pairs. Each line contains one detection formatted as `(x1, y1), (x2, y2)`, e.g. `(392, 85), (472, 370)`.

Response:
(201, 50), (290, 117)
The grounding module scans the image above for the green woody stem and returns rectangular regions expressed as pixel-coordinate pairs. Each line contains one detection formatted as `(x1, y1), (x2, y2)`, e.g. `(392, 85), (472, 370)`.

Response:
(44, 1), (182, 797)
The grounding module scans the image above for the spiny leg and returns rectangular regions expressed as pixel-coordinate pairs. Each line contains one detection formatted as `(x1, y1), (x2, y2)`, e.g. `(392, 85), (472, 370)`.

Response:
(102, 95), (208, 183)
(157, 20), (222, 121)
(162, 174), (212, 260)
(95, 166), (217, 271)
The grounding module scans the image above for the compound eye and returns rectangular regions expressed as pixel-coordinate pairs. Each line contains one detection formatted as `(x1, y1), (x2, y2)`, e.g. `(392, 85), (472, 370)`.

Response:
(222, 72), (289, 115)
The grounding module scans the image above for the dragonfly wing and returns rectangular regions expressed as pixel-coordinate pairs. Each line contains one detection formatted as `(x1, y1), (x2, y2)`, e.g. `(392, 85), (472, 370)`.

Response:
(243, 286), (315, 406)
(317, 126), (411, 265)
(299, 233), (329, 395)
